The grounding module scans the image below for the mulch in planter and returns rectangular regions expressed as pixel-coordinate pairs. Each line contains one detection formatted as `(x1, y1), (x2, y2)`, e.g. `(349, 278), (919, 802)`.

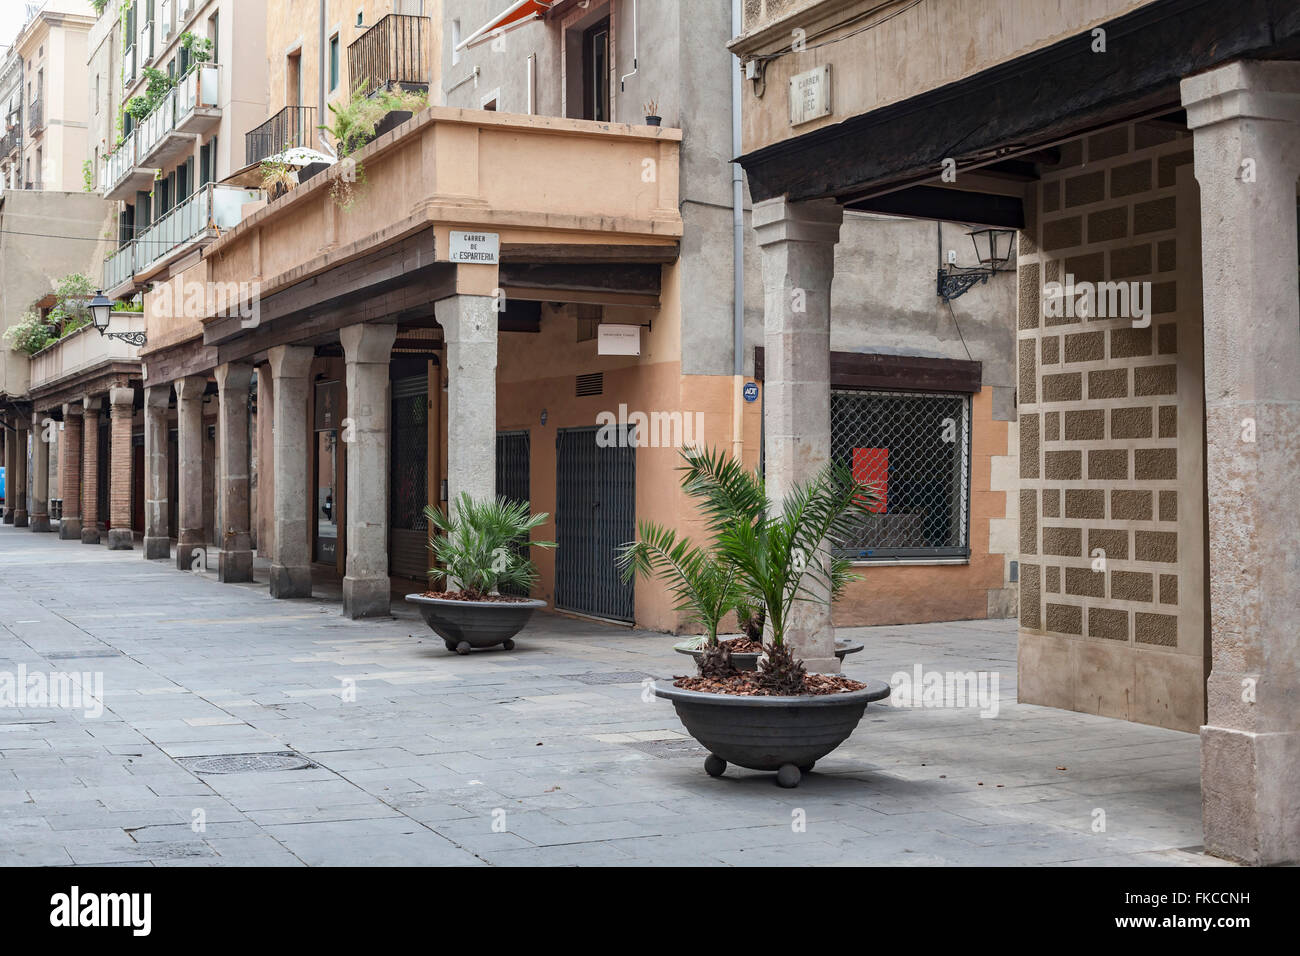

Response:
(672, 672), (867, 697)
(420, 591), (534, 603)
(718, 637), (764, 653)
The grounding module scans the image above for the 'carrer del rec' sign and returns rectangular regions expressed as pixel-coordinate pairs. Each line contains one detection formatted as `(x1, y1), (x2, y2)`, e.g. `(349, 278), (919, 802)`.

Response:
(448, 230), (501, 264)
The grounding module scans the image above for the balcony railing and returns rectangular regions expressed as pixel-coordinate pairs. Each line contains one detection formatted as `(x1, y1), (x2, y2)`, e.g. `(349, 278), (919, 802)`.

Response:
(160, 0), (173, 40)
(27, 98), (42, 134)
(347, 14), (430, 100)
(28, 313), (147, 394)
(180, 0), (194, 16)
(124, 44), (137, 86)
(245, 105), (315, 167)
(139, 20), (155, 67)
(138, 63), (222, 164)
(103, 183), (262, 292)
(0, 125), (19, 157)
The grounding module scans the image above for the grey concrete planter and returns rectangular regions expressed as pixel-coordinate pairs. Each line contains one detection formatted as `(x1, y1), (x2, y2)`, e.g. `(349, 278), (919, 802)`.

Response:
(673, 638), (866, 672)
(654, 678), (891, 787)
(405, 594), (546, 654)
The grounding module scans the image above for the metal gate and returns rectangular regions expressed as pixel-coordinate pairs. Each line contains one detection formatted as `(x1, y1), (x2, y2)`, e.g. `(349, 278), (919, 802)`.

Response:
(389, 375), (428, 579)
(496, 430), (531, 597)
(554, 426), (635, 622)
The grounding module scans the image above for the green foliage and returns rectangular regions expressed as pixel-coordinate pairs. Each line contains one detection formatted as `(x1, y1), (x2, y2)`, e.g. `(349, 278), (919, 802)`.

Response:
(679, 447), (878, 647)
(260, 146), (296, 200)
(319, 82), (429, 159)
(424, 494), (555, 601)
(180, 32), (213, 64)
(90, 0), (109, 13)
(82, 159), (94, 192)
(3, 311), (54, 355)
(45, 273), (97, 338)
(124, 96), (150, 121)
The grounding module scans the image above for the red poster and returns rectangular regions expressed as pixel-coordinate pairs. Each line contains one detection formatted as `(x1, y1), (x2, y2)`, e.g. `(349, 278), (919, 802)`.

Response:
(852, 447), (888, 513)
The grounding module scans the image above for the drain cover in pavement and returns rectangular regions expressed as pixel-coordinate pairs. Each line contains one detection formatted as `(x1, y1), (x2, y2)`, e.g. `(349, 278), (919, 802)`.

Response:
(44, 650), (123, 659)
(626, 739), (708, 759)
(560, 671), (656, 685)
(180, 752), (315, 774)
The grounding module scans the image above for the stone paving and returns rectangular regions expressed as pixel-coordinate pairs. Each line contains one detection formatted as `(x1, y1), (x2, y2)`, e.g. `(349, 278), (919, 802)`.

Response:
(0, 528), (1231, 866)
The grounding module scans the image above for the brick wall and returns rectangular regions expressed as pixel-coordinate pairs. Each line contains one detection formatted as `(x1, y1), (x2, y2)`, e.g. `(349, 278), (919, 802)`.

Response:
(82, 405), (99, 529)
(1016, 120), (1207, 732)
(60, 411), (82, 518)
(110, 397), (134, 529)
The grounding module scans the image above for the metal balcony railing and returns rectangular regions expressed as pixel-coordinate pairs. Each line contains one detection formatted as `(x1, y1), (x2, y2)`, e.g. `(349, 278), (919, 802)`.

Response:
(124, 44), (137, 86)
(103, 130), (140, 193)
(160, 0), (173, 40)
(139, 20), (155, 66)
(347, 14), (430, 100)
(0, 125), (20, 157)
(138, 63), (221, 162)
(27, 98), (42, 134)
(245, 105), (315, 167)
(102, 183), (262, 291)
(138, 86), (180, 160)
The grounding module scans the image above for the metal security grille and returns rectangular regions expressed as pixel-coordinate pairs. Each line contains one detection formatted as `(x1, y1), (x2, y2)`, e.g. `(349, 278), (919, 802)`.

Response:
(496, 430), (531, 597)
(830, 389), (971, 560)
(555, 426), (635, 622)
(389, 376), (428, 579)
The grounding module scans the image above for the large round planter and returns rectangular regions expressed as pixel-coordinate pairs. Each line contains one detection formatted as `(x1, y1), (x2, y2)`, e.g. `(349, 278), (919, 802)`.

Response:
(654, 679), (891, 787)
(673, 638), (866, 672)
(405, 594), (545, 654)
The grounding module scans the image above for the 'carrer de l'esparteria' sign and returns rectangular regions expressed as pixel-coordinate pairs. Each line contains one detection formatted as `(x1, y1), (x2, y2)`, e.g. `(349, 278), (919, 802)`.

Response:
(448, 230), (500, 264)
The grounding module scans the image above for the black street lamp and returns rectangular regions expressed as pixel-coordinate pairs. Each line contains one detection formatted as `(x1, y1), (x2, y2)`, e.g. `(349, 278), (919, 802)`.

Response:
(937, 227), (1017, 302)
(89, 291), (147, 347)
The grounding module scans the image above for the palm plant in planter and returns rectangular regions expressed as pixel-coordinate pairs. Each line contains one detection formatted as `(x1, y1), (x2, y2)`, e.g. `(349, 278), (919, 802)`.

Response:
(651, 447), (892, 787)
(405, 494), (555, 655)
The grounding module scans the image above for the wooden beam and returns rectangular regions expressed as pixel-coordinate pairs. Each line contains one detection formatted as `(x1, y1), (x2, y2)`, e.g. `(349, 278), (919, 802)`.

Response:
(846, 186), (1024, 227)
(754, 347), (982, 394)
(500, 242), (679, 264)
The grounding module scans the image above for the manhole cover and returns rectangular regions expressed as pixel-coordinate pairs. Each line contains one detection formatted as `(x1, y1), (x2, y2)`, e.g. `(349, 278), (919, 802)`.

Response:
(626, 739), (708, 759)
(560, 671), (656, 685)
(181, 752), (315, 774)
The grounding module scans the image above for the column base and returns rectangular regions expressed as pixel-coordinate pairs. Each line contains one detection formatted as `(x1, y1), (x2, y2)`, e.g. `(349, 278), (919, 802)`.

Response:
(81, 526), (101, 544)
(270, 564), (313, 599)
(106, 528), (134, 550)
(59, 518), (82, 540)
(1202, 724), (1300, 865)
(3, 510), (13, 525)
(218, 550), (254, 583)
(343, 576), (391, 619)
(13, 511), (27, 528)
(29, 514), (51, 533)
(143, 536), (171, 560)
(176, 535), (206, 571)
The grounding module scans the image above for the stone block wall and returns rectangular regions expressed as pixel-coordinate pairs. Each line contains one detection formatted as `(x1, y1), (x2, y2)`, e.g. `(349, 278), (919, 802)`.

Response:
(1016, 120), (1207, 732)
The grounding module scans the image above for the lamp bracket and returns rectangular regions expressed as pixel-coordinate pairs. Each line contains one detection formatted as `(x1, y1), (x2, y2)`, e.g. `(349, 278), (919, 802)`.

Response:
(937, 268), (990, 303)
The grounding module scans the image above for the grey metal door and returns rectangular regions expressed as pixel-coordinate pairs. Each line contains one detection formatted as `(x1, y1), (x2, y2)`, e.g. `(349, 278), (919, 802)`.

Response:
(555, 426), (635, 622)
(496, 430), (531, 597)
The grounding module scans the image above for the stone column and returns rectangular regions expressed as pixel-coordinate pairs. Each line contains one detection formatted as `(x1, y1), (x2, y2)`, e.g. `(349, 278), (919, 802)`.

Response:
(81, 396), (101, 542)
(58, 403), (83, 540)
(267, 345), (314, 598)
(11, 418), (27, 528)
(143, 386), (171, 560)
(106, 386), (135, 550)
(1182, 60), (1300, 866)
(174, 375), (208, 571)
(435, 295), (498, 508)
(753, 197), (844, 673)
(214, 362), (254, 582)
(3, 420), (15, 524)
(29, 410), (51, 533)
(339, 323), (396, 618)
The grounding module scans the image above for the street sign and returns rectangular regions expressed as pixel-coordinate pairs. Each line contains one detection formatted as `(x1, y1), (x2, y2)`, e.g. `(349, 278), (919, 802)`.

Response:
(448, 230), (500, 264)
(743, 382), (759, 403)
(597, 324), (641, 356)
(790, 65), (832, 126)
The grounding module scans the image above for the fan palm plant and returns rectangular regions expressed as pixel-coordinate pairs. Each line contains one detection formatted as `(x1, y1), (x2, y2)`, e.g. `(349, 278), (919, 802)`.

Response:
(424, 494), (555, 600)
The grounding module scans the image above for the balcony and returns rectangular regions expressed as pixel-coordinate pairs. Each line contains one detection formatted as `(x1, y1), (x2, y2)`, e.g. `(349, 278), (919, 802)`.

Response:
(138, 64), (221, 167)
(245, 105), (316, 167)
(27, 98), (42, 134)
(347, 14), (430, 100)
(103, 183), (262, 296)
(160, 0), (173, 41)
(139, 20), (155, 67)
(101, 130), (158, 201)
(0, 125), (19, 158)
(28, 314), (146, 396)
(124, 44), (137, 87)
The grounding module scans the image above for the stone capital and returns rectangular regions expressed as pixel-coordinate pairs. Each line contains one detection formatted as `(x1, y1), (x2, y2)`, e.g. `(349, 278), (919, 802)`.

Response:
(267, 344), (315, 380)
(109, 385), (136, 408)
(435, 295), (498, 346)
(1182, 59), (1300, 129)
(63, 402), (83, 418)
(174, 375), (209, 403)
(214, 361), (254, 393)
(340, 323), (397, 365)
(144, 384), (171, 408)
(753, 197), (844, 249)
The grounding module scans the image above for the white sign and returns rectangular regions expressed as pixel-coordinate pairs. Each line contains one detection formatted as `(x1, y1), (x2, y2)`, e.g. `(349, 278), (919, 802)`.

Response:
(448, 230), (500, 264)
(789, 64), (832, 127)
(597, 324), (641, 356)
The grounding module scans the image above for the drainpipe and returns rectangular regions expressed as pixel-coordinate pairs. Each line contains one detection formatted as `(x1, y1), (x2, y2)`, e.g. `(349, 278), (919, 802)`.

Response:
(730, 0), (745, 462)
(318, 0), (326, 150)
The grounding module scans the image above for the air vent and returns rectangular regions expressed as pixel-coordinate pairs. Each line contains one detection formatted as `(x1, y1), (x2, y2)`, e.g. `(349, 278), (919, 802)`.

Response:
(576, 372), (604, 397)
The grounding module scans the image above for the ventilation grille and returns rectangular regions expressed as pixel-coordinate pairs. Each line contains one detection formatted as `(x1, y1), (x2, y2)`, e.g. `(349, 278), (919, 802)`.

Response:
(576, 372), (604, 397)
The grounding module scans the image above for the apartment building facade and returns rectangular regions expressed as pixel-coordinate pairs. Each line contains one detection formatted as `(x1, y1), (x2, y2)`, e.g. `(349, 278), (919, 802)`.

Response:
(730, 0), (1300, 865)
(1, 44), (22, 188)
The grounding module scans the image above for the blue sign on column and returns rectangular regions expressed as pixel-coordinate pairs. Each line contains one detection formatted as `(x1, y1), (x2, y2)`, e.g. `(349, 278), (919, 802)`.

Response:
(743, 382), (759, 403)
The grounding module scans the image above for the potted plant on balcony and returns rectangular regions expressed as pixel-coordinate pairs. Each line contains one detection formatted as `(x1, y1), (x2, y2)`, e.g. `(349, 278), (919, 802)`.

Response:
(649, 448), (890, 788)
(406, 494), (555, 655)
(643, 99), (662, 126)
(317, 82), (428, 209)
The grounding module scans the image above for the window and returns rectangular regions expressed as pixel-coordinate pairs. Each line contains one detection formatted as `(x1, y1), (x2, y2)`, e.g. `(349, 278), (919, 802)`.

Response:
(209, 13), (219, 64)
(582, 18), (610, 122)
(329, 34), (339, 91)
(829, 389), (972, 560)
(287, 51), (301, 106)
(451, 19), (461, 66)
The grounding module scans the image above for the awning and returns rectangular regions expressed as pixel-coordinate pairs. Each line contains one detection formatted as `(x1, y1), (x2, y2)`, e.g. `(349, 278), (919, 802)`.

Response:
(457, 0), (556, 51)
